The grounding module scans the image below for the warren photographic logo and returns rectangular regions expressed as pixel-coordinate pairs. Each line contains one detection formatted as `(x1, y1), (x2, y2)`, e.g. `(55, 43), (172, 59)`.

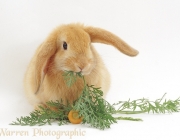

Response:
(0, 128), (86, 139)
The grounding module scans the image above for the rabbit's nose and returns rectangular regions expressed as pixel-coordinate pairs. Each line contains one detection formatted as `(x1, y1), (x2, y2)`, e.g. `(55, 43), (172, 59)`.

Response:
(76, 62), (86, 71)
(78, 66), (83, 72)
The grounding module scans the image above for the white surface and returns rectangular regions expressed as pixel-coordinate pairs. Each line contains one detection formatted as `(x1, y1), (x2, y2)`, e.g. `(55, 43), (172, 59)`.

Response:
(0, 0), (180, 140)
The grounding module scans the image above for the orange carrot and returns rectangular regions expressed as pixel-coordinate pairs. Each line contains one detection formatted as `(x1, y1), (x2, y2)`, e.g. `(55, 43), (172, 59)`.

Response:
(68, 110), (83, 124)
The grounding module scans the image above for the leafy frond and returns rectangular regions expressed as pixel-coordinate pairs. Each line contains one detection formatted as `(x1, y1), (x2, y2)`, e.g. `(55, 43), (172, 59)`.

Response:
(11, 71), (180, 129)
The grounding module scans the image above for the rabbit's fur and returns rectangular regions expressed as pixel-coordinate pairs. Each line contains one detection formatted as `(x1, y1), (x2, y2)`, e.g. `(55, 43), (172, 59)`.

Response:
(24, 23), (138, 109)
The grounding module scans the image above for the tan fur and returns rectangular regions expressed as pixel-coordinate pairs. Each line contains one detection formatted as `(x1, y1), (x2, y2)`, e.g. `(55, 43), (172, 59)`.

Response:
(24, 23), (138, 109)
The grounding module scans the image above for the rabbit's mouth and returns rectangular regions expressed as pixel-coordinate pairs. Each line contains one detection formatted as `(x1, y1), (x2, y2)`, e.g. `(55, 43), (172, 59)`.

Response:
(61, 64), (93, 76)
(74, 62), (94, 76)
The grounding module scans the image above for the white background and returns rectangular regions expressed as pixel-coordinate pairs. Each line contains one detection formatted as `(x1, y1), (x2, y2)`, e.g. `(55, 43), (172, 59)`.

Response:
(0, 0), (180, 140)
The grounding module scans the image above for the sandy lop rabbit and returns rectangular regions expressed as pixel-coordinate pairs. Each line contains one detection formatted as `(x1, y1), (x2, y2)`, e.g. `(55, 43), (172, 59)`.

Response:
(24, 23), (138, 109)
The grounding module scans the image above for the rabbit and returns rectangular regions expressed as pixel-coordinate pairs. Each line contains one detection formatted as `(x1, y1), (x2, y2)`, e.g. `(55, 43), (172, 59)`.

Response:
(24, 23), (139, 110)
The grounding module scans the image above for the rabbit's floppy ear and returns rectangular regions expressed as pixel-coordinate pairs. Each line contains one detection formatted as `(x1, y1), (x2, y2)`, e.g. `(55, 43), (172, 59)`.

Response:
(84, 26), (138, 56)
(34, 33), (57, 94)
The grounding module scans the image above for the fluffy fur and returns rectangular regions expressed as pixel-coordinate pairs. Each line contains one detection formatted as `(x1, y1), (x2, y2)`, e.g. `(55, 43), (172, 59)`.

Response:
(24, 23), (138, 109)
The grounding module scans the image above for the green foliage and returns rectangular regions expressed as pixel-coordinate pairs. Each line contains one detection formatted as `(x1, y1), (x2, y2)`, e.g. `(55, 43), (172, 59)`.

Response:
(112, 93), (180, 114)
(64, 72), (117, 129)
(11, 100), (71, 126)
(73, 84), (117, 129)
(11, 71), (180, 129)
(115, 116), (143, 121)
(62, 71), (82, 87)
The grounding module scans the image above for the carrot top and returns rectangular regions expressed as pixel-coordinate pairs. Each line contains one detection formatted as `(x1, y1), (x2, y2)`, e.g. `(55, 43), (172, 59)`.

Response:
(11, 71), (180, 130)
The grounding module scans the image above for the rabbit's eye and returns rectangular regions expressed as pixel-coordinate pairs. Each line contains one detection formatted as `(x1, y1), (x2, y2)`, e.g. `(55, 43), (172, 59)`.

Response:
(63, 42), (67, 50)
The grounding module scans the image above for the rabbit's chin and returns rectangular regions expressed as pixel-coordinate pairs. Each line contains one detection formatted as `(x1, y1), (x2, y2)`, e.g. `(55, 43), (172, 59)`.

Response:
(81, 71), (91, 75)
